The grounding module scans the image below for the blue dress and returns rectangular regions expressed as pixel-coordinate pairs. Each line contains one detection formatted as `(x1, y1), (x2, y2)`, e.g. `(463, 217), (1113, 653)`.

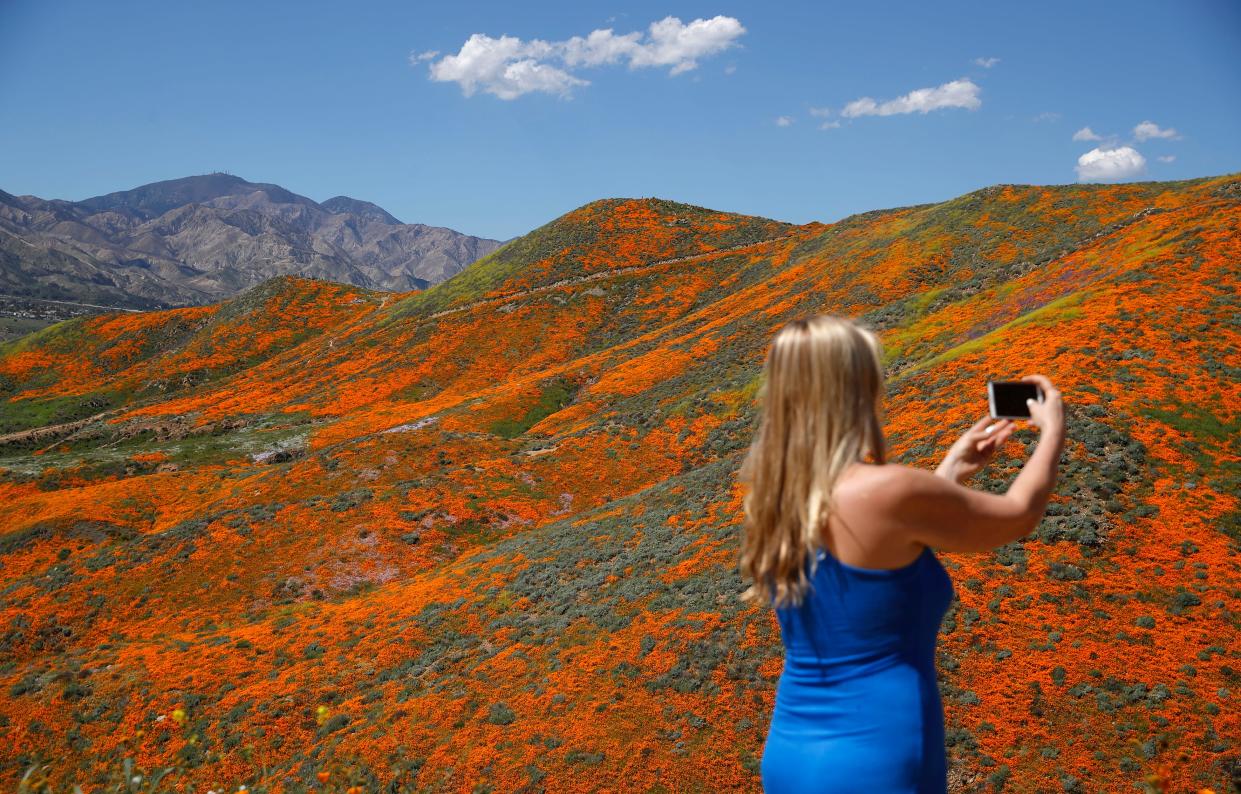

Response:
(760, 544), (955, 793)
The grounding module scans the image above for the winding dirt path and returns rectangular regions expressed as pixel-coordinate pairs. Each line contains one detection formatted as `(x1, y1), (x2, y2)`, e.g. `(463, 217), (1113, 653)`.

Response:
(426, 232), (806, 320)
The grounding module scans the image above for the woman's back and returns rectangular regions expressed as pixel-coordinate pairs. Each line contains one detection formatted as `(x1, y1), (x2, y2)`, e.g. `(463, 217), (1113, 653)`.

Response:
(738, 314), (1063, 793)
(760, 532), (955, 792)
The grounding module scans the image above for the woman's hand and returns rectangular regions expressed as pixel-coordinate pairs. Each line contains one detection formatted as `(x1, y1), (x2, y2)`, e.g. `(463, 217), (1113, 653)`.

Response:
(935, 415), (1016, 485)
(1019, 373), (1065, 438)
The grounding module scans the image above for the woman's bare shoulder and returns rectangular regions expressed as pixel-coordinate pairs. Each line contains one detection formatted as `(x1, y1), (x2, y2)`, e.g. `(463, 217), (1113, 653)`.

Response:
(836, 462), (931, 497)
(833, 463), (950, 524)
(828, 463), (931, 564)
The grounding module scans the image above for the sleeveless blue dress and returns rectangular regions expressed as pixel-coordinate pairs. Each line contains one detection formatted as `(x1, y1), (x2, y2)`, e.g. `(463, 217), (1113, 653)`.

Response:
(760, 544), (955, 793)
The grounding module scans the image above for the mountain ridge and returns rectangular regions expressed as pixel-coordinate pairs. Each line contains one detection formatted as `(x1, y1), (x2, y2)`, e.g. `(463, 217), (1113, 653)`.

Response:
(0, 173), (503, 320)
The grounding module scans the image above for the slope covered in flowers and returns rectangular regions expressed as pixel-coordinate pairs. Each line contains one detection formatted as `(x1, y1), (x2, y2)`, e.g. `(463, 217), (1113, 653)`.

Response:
(0, 179), (1237, 793)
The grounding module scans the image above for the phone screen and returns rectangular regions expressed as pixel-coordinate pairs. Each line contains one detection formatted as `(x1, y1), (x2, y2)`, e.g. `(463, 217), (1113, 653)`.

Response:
(989, 381), (1042, 418)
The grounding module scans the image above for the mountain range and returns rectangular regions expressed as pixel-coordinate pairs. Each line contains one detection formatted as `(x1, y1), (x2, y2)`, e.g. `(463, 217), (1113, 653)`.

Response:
(0, 173), (502, 310)
(0, 175), (1237, 791)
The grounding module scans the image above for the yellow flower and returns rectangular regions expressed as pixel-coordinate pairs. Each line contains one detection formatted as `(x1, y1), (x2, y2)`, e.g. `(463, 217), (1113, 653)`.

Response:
(316, 705), (330, 725)
(171, 708), (186, 725)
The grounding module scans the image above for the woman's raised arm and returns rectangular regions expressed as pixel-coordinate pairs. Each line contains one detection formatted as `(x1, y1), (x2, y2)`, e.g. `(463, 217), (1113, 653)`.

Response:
(884, 374), (1065, 554)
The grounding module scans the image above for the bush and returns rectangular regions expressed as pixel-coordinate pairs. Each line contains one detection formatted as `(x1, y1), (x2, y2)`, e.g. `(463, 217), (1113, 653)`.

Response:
(1047, 562), (1086, 581)
(487, 702), (516, 725)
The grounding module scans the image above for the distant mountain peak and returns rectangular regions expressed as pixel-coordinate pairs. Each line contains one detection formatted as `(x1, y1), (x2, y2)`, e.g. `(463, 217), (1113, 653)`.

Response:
(75, 173), (310, 220)
(320, 196), (402, 225)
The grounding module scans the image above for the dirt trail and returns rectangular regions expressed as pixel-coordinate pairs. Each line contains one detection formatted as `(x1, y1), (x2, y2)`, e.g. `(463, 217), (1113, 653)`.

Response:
(0, 293), (144, 313)
(0, 409), (119, 450)
(426, 232), (806, 320)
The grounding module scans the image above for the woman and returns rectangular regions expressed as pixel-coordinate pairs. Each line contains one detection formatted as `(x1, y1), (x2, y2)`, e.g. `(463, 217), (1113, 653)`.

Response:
(738, 315), (1064, 793)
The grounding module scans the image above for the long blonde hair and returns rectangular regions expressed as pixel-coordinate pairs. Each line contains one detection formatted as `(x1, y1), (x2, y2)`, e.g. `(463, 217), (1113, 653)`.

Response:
(737, 315), (888, 610)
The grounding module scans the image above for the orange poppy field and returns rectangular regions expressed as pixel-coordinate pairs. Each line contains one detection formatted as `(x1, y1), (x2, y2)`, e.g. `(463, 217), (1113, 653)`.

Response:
(0, 175), (1237, 792)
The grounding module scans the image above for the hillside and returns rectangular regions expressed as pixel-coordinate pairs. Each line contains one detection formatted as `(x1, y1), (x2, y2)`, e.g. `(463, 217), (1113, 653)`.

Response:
(0, 180), (1238, 792)
(0, 174), (502, 336)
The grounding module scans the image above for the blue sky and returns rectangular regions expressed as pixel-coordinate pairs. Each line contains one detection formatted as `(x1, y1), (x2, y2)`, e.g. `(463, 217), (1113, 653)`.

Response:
(1, 0), (1238, 240)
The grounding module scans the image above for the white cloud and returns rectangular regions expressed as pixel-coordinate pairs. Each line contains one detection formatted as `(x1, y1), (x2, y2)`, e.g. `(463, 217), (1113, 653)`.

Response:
(819, 120), (841, 130)
(808, 106), (832, 118)
(422, 16), (745, 99)
(724, 64), (737, 75)
(1075, 146), (1147, 182)
(840, 78), (981, 118)
(974, 56), (1000, 68)
(627, 15), (746, 74)
(428, 34), (585, 99)
(1133, 120), (1181, 141)
(409, 50), (439, 64)
(1072, 126), (1103, 142)
(775, 115), (794, 127)
(1157, 155), (1176, 163)
(1032, 111), (1061, 122)
(560, 28), (643, 67)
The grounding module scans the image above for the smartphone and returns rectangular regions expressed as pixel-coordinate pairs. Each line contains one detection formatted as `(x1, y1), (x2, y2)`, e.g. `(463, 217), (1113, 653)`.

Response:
(988, 380), (1044, 419)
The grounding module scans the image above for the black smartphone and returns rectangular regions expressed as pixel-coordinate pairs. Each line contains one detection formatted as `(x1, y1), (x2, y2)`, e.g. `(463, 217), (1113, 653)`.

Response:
(988, 380), (1044, 419)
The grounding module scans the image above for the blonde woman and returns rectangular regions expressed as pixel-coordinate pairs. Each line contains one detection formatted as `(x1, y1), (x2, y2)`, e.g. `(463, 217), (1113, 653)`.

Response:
(739, 315), (1064, 793)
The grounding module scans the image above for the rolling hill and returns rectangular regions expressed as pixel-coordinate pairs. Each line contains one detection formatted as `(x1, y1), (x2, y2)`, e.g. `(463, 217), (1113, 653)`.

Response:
(0, 178), (1237, 792)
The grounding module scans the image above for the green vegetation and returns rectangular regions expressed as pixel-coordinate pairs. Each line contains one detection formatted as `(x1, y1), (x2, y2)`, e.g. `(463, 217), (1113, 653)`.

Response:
(0, 391), (121, 435)
(490, 377), (577, 438)
(891, 289), (1094, 383)
(0, 316), (57, 343)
